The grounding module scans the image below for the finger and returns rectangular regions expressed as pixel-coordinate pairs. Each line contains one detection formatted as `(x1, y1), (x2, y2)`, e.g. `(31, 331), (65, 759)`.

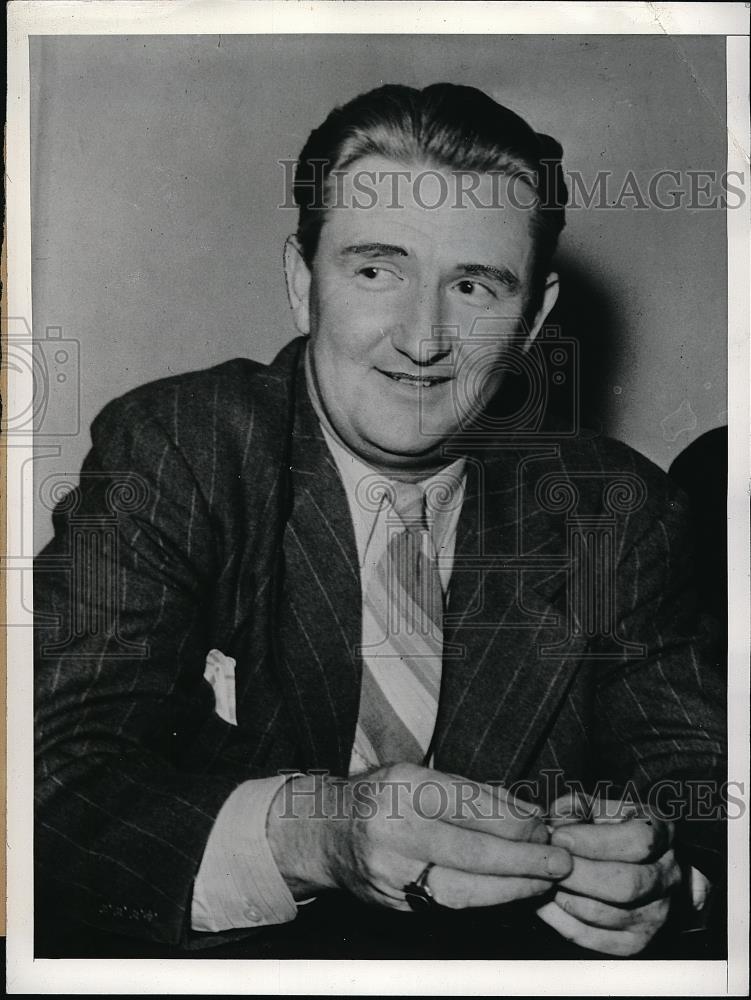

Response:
(406, 774), (547, 843)
(557, 850), (681, 906)
(590, 797), (647, 822)
(536, 899), (665, 957)
(447, 806), (549, 845)
(430, 867), (554, 909)
(554, 890), (670, 930)
(366, 867), (554, 913)
(364, 878), (414, 912)
(546, 790), (593, 827)
(445, 775), (541, 819)
(550, 817), (673, 862)
(374, 764), (547, 842)
(486, 784), (541, 819)
(422, 821), (573, 880)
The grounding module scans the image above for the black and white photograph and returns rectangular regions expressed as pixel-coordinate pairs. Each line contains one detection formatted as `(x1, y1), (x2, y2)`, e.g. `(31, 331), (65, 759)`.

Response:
(4, 1), (749, 994)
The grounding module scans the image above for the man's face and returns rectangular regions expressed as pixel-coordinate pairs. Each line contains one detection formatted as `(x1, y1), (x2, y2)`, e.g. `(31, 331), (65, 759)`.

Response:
(285, 155), (559, 471)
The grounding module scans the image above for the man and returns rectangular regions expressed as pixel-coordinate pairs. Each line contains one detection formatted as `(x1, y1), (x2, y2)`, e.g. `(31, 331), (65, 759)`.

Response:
(34, 83), (726, 959)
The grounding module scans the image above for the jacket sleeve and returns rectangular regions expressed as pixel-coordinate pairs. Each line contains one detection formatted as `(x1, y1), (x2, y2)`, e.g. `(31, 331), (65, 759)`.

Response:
(34, 391), (265, 947)
(592, 477), (727, 883)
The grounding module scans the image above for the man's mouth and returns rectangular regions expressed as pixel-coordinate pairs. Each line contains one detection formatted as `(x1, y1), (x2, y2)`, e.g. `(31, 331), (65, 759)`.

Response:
(378, 369), (452, 388)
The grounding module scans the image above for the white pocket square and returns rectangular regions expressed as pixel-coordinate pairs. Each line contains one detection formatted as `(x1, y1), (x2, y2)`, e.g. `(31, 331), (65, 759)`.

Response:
(204, 648), (237, 726)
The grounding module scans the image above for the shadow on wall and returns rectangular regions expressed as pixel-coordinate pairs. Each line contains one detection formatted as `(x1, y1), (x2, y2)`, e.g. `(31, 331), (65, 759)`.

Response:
(481, 252), (618, 441)
(484, 252), (622, 437)
(548, 252), (621, 437)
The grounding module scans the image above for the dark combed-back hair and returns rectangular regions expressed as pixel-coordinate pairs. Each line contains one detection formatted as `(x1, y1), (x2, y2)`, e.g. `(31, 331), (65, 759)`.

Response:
(293, 83), (568, 309)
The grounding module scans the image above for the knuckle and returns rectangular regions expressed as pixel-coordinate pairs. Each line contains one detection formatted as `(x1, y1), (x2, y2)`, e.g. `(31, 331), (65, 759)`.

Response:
(634, 863), (658, 901)
(493, 808), (537, 840)
(646, 897), (671, 926)
(357, 841), (379, 876)
(667, 858), (682, 891)
(528, 819), (551, 844)
(520, 815), (547, 840)
(446, 888), (472, 910)
(436, 876), (471, 910)
(441, 896), (466, 910)
(382, 761), (419, 784)
(366, 850), (392, 882)
(630, 824), (654, 861)
(611, 932), (647, 957)
(557, 893), (579, 917)
(614, 866), (645, 904)
(608, 906), (635, 930)
(618, 820), (659, 862)
(354, 808), (385, 847)
(644, 819), (669, 859)
(660, 847), (677, 871)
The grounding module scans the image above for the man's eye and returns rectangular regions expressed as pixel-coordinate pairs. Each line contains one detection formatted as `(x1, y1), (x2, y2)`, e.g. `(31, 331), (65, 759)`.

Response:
(356, 266), (400, 285)
(454, 279), (495, 299)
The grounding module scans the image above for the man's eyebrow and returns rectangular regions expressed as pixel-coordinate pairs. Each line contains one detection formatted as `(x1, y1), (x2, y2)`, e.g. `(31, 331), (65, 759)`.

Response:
(339, 242), (409, 259)
(459, 263), (520, 290)
(338, 247), (520, 290)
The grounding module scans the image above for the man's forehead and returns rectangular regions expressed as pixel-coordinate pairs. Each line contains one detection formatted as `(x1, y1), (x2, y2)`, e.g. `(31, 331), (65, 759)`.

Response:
(320, 156), (535, 266)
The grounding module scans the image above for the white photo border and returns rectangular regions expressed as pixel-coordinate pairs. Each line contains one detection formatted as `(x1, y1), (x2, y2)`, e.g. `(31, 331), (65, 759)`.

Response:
(5, 1), (750, 994)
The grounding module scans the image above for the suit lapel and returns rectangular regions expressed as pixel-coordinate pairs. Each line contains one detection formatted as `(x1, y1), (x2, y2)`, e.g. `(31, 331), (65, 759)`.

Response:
(274, 352), (362, 776)
(433, 448), (587, 785)
(268, 351), (587, 784)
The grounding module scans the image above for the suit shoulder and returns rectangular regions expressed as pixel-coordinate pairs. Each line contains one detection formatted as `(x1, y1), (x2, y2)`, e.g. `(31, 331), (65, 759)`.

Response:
(498, 430), (687, 520)
(560, 432), (679, 498)
(557, 431), (667, 476)
(82, 339), (308, 488)
(95, 357), (280, 426)
(90, 341), (304, 460)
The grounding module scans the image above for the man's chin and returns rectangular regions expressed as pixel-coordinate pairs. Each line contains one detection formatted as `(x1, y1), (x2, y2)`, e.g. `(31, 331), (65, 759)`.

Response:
(356, 434), (460, 472)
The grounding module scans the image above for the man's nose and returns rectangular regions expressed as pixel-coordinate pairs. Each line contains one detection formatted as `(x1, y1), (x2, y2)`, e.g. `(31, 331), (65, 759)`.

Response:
(390, 286), (452, 365)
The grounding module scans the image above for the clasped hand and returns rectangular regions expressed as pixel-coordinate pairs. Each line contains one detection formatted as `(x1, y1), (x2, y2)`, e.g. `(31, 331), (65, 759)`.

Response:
(536, 792), (682, 955)
(268, 767), (679, 955)
(269, 763), (569, 911)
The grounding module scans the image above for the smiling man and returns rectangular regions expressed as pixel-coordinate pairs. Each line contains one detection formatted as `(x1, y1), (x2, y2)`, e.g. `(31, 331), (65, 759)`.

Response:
(284, 153), (559, 473)
(35, 84), (726, 959)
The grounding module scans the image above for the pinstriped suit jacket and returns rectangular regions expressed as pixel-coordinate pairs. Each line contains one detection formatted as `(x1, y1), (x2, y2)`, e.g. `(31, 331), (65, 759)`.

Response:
(34, 336), (726, 949)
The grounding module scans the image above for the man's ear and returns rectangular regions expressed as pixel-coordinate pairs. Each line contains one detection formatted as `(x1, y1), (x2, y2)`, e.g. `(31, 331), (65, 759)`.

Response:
(523, 272), (560, 352)
(283, 236), (312, 335)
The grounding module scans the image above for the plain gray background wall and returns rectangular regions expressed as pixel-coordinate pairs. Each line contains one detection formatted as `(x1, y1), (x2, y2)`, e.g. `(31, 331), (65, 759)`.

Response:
(30, 34), (727, 552)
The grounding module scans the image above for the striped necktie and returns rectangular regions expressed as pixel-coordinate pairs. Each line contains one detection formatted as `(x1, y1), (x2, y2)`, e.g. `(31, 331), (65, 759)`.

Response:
(349, 481), (444, 774)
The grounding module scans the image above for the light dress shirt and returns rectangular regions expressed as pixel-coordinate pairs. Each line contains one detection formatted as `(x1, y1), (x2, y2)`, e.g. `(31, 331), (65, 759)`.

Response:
(190, 369), (466, 933)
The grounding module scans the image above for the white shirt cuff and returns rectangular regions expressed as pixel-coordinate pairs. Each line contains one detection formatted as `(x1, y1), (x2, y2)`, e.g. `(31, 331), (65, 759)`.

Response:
(190, 773), (300, 932)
